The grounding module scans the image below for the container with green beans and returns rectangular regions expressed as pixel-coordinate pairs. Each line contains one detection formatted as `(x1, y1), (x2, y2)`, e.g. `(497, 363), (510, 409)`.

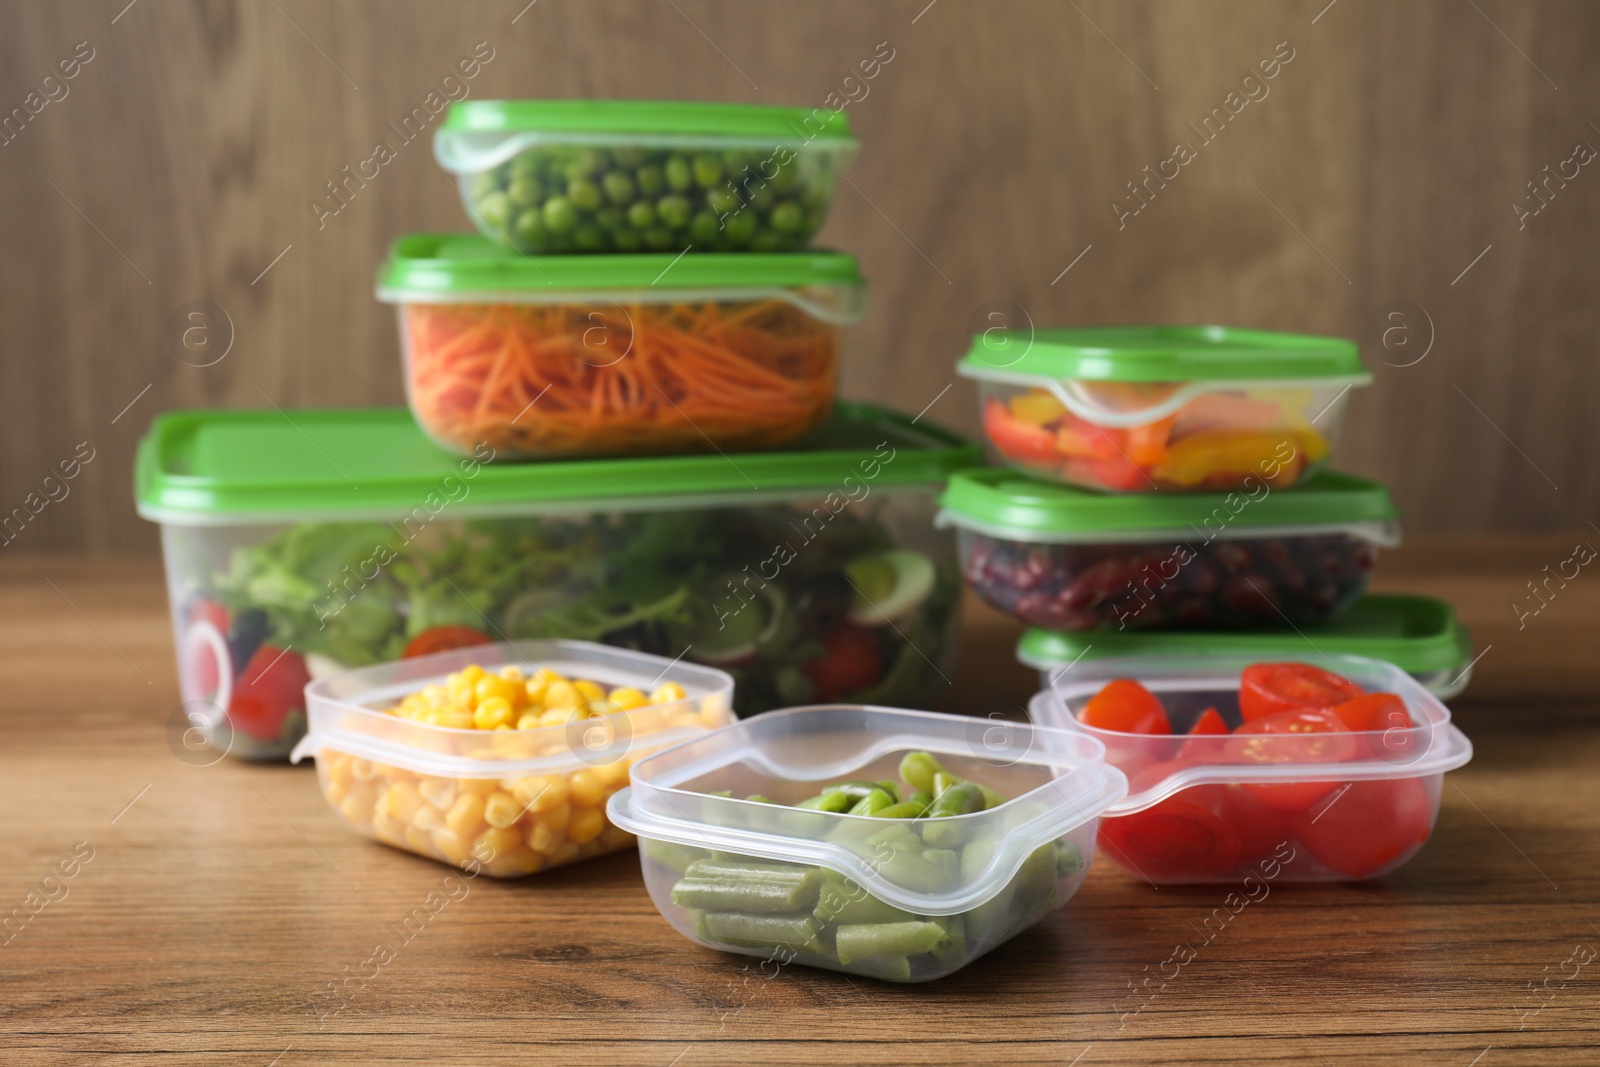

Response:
(607, 706), (1127, 982)
(434, 100), (857, 254)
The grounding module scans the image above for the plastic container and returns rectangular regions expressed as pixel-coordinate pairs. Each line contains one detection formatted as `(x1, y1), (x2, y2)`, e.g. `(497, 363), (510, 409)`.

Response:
(289, 640), (734, 877)
(607, 705), (1127, 982)
(1019, 595), (1475, 700)
(434, 100), (857, 254)
(1029, 654), (1472, 884)
(938, 468), (1399, 631)
(377, 234), (865, 459)
(958, 326), (1371, 492)
(135, 404), (976, 761)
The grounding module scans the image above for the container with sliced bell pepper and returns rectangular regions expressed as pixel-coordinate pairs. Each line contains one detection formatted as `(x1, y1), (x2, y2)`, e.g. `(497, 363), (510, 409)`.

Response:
(1029, 653), (1473, 884)
(938, 468), (1399, 631)
(959, 325), (1370, 493)
(607, 705), (1126, 981)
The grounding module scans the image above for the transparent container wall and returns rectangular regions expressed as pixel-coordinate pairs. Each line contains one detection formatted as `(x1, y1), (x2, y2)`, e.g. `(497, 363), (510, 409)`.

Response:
(958, 527), (1375, 631)
(158, 489), (959, 760)
(976, 378), (1352, 493)
(316, 749), (639, 878)
(440, 132), (855, 254)
(1036, 665), (1467, 702)
(636, 825), (1095, 982)
(394, 296), (843, 460)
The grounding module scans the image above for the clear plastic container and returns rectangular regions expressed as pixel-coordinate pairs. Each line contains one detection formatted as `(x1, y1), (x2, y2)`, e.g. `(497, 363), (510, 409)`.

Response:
(607, 705), (1126, 982)
(135, 405), (976, 761)
(434, 100), (857, 254)
(1019, 595), (1476, 701)
(289, 640), (733, 877)
(377, 235), (865, 459)
(958, 326), (1370, 492)
(938, 468), (1399, 631)
(1029, 654), (1472, 884)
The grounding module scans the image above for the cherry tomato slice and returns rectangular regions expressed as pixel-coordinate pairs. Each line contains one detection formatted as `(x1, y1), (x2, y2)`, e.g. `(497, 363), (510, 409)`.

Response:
(1078, 679), (1172, 735)
(983, 398), (1059, 464)
(1189, 707), (1228, 735)
(402, 626), (494, 658)
(1293, 777), (1435, 879)
(1223, 785), (1301, 869)
(1239, 662), (1365, 722)
(1327, 692), (1421, 759)
(1224, 708), (1358, 813)
(227, 645), (311, 742)
(1178, 706), (1231, 763)
(1099, 771), (1241, 881)
(803, 624), (883, 701)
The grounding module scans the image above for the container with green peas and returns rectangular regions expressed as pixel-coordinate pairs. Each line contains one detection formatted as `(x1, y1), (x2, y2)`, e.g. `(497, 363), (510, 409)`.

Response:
(607, 706), (1127, 982)
(434, 100), (857, 255)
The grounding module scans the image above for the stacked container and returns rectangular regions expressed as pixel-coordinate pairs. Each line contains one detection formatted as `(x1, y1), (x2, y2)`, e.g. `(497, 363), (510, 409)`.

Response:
(941, 324), (1474, 883)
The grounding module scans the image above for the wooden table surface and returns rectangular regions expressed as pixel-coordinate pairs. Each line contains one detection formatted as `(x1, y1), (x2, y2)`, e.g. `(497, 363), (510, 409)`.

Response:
(3, 540), (1597, 1066)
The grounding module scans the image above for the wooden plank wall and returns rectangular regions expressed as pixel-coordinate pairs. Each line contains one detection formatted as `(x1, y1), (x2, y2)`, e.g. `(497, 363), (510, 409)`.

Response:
(1, 0), (1595, 552)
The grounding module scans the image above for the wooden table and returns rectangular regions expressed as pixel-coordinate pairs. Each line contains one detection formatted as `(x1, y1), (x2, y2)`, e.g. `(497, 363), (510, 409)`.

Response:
(4, 541), (1597, 1065)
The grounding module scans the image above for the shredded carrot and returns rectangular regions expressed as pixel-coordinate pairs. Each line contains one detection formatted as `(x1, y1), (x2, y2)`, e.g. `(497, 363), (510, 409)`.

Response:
(403, 300), (841, 457)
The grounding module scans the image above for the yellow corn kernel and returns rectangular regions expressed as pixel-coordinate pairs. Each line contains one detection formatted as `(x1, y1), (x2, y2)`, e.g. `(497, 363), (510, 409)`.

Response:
(324, 775), (350, 807)
(441, 710), (475, 730)
(594, 757), (631, 788)
(474, 675), (515, 707)
(445, 792), (486, 836)
(417, 778), (458, 810)
(567, 806), (605, 845)
(474, 826), (522, 863)
(539, 707), (583, 727)
(486, 847), (541, 877)
(483, 791), (523, 829)
(523, 676), (548, 705)
(412, 803), (444, 833)
(583, 698), (619, 719)
(338, 793), (374, 825)
(527, 821), (560, 855)
(371, 813), (406, 846)
(350, 758), (378, 782)
(651, 681), (687, 705)
(403, 825), (434, 855)
(530, 666), (566, 686)
(515, 711), (543, 730)
(431, 828), (472, 865)
(572, 679), (606, 704)
(421, 683), (449, 705)
(473, 696), (514, 730)
(377, 782), (422, 824)
(532, 801), (570, 835)
(511, 775), (567, 812)
(543, 680), (579, 710)
(497, 665), (526, 683)
(458, 777), (499, 796)
(457, 664), (485, 686)
(568, 769), (605, 808)
(607, 686), (647, 711)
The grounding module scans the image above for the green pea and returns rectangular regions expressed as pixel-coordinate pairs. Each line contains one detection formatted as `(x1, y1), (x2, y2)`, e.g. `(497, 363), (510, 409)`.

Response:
(747, 185), (777, 212)
(613, 145), (646, 167)
(511, 209), (545, 248)
(542, 196), (577, 233)
(469, 170), (503, 198)
(594, 206), (625, 232)
(723, 149), (751, 171)
(749, 232), (784, 252)
(769, 160), (802, 193)
(506, 176), (541, 208)
(510, 152), (540, 178)
(475, 191), (512, 232)
(627, 201), (656, 229)
(643, 227), (676, 250)
(602, 170), (637, 204)
(706, 188), (741, 216)
(770, 201), (804, 233)
(689, 211), (721, 244)
(573, 224), (607, 251)
(657, 194), (692, 230)
(665, 155), (693, 192)
(636, 164), (665, 197)
(723, 211), (757, 244)
(564, 147), (604, 179)
(692, 153), (723, 188)
(567, 179), (602, 212)
(612, 228), (643, 252)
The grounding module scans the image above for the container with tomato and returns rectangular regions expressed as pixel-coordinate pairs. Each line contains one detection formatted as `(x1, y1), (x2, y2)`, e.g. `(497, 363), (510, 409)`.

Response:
(958, 326), (1370, 493)
(1019, 595), (1475, 700)
(378, 234), (865, 460)
(290, 640), (734, 877)
(136, 404), (976, 760)
(1029, 655), (1473, 883)
(938, 467), (1398, 631)
(607, 705), (1127, 981)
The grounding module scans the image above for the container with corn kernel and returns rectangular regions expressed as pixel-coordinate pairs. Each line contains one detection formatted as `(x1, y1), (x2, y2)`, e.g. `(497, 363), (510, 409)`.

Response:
(290, 639), (735, 878)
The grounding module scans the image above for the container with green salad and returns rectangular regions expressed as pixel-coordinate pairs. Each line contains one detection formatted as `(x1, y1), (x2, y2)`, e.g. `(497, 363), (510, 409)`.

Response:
(135, 404), (978, 761)
(607, 705), (1126, 982)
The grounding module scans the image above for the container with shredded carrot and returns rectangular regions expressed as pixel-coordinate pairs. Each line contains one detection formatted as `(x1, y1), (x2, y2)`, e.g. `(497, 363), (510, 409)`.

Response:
(378, 234), (866, 459)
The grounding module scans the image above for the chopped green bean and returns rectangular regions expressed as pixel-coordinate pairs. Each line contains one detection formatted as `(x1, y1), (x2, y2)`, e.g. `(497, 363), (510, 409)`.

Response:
(834, 921), (948, 966)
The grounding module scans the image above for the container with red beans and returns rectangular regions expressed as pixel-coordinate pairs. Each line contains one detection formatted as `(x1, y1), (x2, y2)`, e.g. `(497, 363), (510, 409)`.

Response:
(1028, 654), (1473, 883)
(937, 468), (1399, 631)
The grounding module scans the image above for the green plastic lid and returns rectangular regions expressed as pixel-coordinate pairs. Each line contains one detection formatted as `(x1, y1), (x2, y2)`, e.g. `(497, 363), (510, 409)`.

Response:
(1018, 594), (1472, 677)
(377, 234), (864, 298)
(938, 468), (1399, 543)
(958, 325), (1369, 383)
(135, 403), (980, 525)
(441, 99), (855, 143)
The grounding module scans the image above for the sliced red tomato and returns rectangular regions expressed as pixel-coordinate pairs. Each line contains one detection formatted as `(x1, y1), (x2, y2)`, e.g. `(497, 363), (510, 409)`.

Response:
(1223, 708), (1358, 812)
(803, 624), (883, 701)
(1239, 662), (1365, 722)
(1327, 692), (1420, 760)
(1293, 777), (1435, 879)
(183, 599), (231, 698)
(1189, 707), (1228, 735)
(983, 398), (1059, 464)
(402, 625), (494, 658)
(227, 645), (311, 742)
(1099, 775), (1241, 881)
(1223, 785), (1300, 868)
(1078, 679), (1171, 735)
(1178, 706), (1231, 763)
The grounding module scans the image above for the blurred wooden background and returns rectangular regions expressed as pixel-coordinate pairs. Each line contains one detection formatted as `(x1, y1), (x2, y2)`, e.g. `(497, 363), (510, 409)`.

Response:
(1, 0), (1596, 553)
